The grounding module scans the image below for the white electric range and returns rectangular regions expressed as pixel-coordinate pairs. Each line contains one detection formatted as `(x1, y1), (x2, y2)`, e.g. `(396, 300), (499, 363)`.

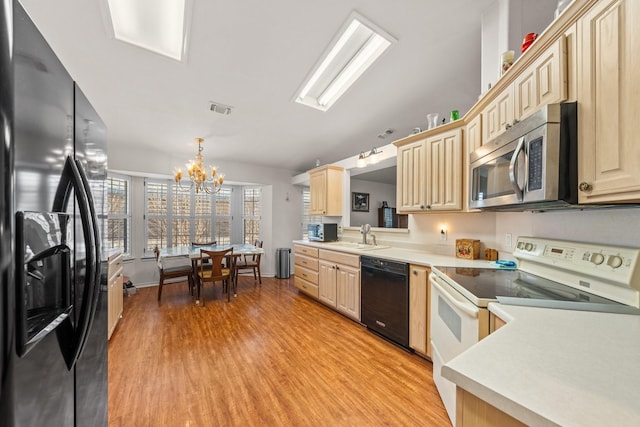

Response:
(429, 236), (640, 426)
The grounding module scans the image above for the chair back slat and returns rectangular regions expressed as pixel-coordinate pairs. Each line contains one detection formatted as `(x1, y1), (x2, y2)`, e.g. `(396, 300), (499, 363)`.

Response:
(192, 241), (217, 246)
(200, 248), (233, 278)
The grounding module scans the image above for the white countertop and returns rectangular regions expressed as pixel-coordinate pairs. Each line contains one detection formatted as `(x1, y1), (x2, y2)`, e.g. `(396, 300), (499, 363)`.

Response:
(292, 240), (495, 268)
(442, 304), (640, 426)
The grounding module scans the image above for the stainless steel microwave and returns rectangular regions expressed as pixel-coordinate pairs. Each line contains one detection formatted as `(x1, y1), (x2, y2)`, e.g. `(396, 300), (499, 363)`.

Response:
(469, 102), (577, 211)
(308, 223), (338, 241)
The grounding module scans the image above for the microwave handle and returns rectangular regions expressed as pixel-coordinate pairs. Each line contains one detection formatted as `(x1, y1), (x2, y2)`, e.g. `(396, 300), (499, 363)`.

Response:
(509, 136), (526, 202)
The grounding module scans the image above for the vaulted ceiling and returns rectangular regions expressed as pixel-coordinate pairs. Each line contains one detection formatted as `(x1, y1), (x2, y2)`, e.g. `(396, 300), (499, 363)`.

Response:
(21, 0), (494, 174)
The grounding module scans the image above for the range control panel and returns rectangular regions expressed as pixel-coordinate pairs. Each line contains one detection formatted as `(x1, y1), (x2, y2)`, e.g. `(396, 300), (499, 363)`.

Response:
(513, 237), (640, 292)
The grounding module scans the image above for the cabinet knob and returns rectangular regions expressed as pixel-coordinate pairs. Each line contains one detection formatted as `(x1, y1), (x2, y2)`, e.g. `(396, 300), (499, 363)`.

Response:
(579, 182), (593, 192)
(505, 123), (512, 130)
(513, 119), (520, 126)
(413, 270), (418, 275)
(336, 266), (340, 270)
(426, 205), (431, 210)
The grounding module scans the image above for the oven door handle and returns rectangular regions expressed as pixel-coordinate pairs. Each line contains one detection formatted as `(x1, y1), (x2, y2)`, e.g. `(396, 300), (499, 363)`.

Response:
(509, 136), (526, 202)
(430, 275), (479, 318)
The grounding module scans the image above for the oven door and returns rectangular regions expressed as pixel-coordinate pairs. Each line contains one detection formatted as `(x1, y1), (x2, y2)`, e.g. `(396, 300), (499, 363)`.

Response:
(429, 273), (481, 426)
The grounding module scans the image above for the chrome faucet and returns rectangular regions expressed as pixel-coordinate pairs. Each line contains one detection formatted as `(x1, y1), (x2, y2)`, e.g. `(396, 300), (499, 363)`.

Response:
(360, 224), (371, 245)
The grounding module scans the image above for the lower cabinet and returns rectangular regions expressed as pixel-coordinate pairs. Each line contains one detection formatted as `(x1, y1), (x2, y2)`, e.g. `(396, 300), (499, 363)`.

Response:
(294, 244), (319, 298)
(409, 265), (431, 358)
(107, 251), (124, 340)
(318, 249), (361, 321)
(456, 388), (526, 427)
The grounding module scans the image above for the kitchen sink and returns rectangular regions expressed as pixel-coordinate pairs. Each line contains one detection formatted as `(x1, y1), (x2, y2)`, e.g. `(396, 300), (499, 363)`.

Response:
(327, 242), (390, 250)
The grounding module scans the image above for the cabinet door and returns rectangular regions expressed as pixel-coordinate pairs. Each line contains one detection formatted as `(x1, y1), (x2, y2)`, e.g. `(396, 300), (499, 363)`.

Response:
(397, 139), (427, 212)
(482, 86), (514, 143)
(427, 129), (462, 211)
(514, 37), (567, 121)
(466, 115), (482, 154)
(309, 168), (327, 215)
(318, 260), (337, 307)
(577, 0), (640, 203)
(336, 264), (360, 321)
(409, 265), (430, 357)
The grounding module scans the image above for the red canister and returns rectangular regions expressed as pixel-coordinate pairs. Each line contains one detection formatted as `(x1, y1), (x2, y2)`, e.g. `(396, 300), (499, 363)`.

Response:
(521, 32), (538, 53)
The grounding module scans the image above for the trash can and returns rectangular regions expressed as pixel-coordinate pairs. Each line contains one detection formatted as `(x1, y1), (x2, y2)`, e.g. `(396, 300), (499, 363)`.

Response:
(275, 248), (291, 279)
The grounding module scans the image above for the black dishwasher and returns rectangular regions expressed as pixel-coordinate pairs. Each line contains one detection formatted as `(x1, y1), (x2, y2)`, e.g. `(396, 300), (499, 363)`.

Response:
(360, 256), (410, 350)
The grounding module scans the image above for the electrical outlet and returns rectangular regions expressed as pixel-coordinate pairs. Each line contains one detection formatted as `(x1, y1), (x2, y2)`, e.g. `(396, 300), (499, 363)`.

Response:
(505, 233), (512, 249)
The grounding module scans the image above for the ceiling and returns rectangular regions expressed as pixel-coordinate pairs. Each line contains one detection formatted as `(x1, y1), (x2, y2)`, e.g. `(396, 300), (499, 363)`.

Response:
(20, 0), (494, 174)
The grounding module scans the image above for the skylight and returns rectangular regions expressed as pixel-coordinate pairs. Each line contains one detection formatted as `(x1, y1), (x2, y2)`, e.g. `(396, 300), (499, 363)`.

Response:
(104, 0), (191, 61)
(294, 13), (396, 112)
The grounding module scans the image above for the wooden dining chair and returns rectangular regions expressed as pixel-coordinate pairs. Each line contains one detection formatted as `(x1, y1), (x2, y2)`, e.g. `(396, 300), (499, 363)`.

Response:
(196, 248), (234, 304)
(192, 241), (217, 267)
(235, 240), (263, 284)
(154, 247), (194, 301)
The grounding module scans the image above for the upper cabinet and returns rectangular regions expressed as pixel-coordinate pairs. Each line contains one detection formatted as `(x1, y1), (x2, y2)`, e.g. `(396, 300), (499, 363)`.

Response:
(576, 0), (640, 203)
(309, 165), (343, 216)
(482, 37), (567, 144)
(396, 126), (463, 213)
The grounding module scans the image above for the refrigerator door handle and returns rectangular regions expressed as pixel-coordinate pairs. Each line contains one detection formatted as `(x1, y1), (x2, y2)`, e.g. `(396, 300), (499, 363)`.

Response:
(72, 159), (102, 360)
(52, 156), (98, 370)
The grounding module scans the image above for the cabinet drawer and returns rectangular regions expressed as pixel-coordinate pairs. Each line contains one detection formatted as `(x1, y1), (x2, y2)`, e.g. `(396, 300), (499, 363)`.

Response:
(108, 253), (123, 281)
(295, 276), (319, 299)
(295, 264), (318, 284)
(295, 244), (319, 257)
(318, 249), (360, 268)
(295, 253), (319, 271)
(108, 266), (123, 289)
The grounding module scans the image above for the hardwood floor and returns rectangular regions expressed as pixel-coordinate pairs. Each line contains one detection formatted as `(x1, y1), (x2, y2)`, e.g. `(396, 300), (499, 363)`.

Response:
(108, 276), (451, 426)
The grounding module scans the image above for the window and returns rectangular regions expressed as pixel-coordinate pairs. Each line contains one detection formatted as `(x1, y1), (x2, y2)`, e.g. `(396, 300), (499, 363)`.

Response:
(144, 179), (219, 251)
(243, 187), (261, 244)
(143, 181), (261, 250)
(106, 174), (131, 256)
(302, 187), (322, 239)
(145, 181), (169, 252)
(215, 187), (231, 244)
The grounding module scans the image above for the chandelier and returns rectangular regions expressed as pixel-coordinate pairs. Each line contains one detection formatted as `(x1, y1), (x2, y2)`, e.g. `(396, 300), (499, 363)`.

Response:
(174, 137), (224, 194)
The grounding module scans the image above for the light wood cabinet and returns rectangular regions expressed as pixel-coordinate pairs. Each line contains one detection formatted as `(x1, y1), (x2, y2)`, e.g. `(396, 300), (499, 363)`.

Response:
(466, 115), (482, 155)
(336, 263), (360, 320)
(409, 265), (431, 358)
(513, 37), (567, 121)
(318, 259), (338, 307)
(577, 0), (640, 203)
(309, 165), (344, 216)
(397, 139), (427, 212)
(482, 37), (567, 144)
(482, 85), (514, 143)
(396, 128), (463, 213)
(294, 244), (319, 298)
(488, 312), (507, 334)
(426, 129), (463, 211)
(107, 251), (124, 340)
(456, 388), (527, 427)
(318, 249), (361, 321)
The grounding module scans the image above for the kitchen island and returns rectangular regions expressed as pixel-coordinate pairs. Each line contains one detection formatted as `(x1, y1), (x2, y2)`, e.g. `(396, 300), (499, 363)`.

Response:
(442, 304), (640, 426)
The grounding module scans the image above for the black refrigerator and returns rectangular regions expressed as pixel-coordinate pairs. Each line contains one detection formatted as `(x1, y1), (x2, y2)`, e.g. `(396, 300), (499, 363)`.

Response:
(1, 1), (108, 426)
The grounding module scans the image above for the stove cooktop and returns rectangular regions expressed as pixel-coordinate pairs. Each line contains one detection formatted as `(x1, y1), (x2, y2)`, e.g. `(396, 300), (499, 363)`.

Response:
(432, 266), (639, 314)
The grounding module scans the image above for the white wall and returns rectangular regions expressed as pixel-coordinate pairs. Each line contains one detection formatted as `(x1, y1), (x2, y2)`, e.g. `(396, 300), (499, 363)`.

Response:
(481, 0), (557, 93)
(109, 144), (303, 286)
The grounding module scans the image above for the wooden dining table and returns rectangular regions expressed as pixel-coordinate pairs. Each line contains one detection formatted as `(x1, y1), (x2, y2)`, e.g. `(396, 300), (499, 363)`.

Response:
(158, 244), (265, 303)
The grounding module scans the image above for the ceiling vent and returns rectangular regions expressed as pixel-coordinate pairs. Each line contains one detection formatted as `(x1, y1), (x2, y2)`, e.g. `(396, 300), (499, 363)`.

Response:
(209, 102), (233, 115)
